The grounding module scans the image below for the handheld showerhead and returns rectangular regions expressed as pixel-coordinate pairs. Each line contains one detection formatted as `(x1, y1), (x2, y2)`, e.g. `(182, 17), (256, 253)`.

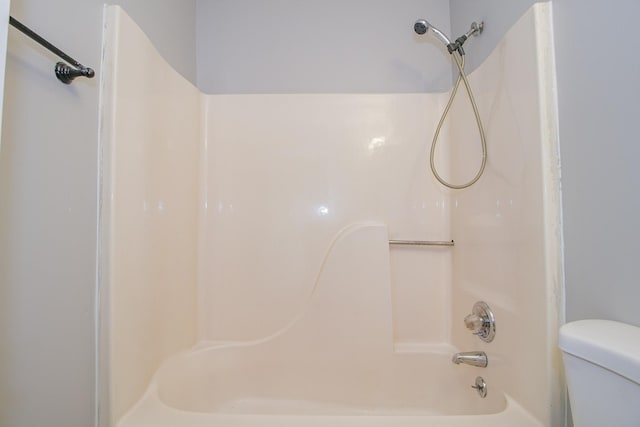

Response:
(412, 18), (487, 189)
(413, 19), (451, 47)
(414, 20), (429, 35)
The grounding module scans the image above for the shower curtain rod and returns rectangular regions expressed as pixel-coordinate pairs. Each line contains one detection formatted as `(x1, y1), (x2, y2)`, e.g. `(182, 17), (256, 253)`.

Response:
(9, 16), (95, 84)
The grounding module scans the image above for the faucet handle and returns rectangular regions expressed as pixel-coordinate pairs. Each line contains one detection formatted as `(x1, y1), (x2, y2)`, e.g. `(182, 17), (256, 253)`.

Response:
(464, 301), (496, 343)
(464, 313), (484, 333)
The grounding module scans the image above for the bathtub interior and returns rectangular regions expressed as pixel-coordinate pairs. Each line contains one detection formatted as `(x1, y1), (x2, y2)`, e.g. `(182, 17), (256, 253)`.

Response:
(156, 347), (506, 416)
(154, 223), (505, 416)
(100, 3), (562, 427)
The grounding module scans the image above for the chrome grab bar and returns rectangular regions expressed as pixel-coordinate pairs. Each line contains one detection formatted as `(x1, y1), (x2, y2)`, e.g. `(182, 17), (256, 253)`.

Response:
(389, 239), (454, 247)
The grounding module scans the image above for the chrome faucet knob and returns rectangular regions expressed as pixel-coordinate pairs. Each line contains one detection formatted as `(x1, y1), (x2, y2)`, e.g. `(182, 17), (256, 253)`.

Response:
(464, 313), (484, 332)
(464, 301), (496, 343)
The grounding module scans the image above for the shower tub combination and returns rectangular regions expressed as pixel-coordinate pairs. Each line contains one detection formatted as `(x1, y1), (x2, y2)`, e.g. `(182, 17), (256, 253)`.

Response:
(99, 3), (563, 427)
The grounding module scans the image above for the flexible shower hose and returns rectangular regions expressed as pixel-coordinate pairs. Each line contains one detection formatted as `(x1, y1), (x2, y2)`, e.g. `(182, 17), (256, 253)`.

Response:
(430, 52), (487, 189)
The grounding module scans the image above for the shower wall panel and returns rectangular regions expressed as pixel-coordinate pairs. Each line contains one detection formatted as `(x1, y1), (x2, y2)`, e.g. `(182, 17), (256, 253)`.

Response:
(200, 94), (454, 346)
(448, 4), (563, 426)
(100, 7), (202, 425)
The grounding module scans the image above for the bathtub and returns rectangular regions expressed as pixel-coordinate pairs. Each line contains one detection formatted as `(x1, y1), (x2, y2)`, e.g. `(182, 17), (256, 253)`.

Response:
(116, 224), (542, 427)
(118, 343), (541, 427)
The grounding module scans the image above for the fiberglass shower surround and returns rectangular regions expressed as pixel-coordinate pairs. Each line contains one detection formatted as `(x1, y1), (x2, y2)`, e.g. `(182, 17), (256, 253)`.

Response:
(99, 4), (563, 427)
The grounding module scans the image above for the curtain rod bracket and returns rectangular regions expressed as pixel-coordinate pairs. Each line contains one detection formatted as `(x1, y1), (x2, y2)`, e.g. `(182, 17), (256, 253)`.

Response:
(55, 62), (95, 85)
(9, 16), (95, 84)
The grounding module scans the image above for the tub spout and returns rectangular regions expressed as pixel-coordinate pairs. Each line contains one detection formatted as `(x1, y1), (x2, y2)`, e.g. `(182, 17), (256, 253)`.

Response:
(452, 351), (488, 368)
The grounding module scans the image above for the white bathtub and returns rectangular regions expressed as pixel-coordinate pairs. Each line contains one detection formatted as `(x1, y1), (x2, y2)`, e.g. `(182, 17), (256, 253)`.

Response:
(118, 342), (541, 427)
(116, 225), (539, 426)
(115, 224), (542, 427)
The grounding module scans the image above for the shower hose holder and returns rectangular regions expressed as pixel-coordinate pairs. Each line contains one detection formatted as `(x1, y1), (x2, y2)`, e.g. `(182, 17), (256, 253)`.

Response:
(448, 21), (484, 55)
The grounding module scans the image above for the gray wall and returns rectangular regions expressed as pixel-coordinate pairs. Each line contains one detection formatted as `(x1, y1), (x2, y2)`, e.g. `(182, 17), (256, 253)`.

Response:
(195, 0), (545, 93)
(553, 0), (640, 326)
(195, 0), (452, 93)
(0, 1), (195, 426)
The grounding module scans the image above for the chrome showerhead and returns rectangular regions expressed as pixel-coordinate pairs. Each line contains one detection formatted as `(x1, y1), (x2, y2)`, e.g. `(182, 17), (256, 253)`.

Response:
(413, 19), (451, 47)
(413, 19), (429, 35)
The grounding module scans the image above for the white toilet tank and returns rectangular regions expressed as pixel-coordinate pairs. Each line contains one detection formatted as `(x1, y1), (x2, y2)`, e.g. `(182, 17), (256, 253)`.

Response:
(559, 320), (640, 427)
